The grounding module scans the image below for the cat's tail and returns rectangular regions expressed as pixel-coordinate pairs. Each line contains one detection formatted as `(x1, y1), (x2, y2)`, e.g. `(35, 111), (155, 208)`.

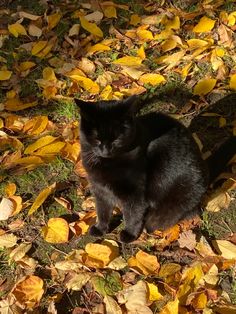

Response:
(206, 136), (236, 182)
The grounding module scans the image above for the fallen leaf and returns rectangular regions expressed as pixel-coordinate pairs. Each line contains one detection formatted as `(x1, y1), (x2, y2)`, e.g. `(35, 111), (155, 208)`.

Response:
(103, 6), (117, 19)
(0, 233), (17, 248)
(47, 12), (62, 30)
(5, 183), (16, 197)
(8, 23), (27, 37)
(128, 250), (160, 275)
(85, 240), (119, 267)
(178, 230), (197, 250)
(117, 281), (153, 314)
(12, 275), (44, 309)
(65, 272), (91, 291)
(160, 298), (179, 314)
(130, 14), (141, 26)
(0, 197), (14, 220)
(0, 70), (12, 80)
(28, 183), (56, 215)
(9, 242), (32, 262)
(42, 217), (69, 243)
(205, 189), (231, 212)
(193, 78), (217, 95)
(68, 75), (100, 94)
(80, 16), (103, 37)
(113, 56), (143, 67)
(87, 43), (111, 54)
(212, 240), (236, 259)
(193, 16), (216, 33)
(229, 74), (236, 90)
(24, 136), (57, 154)
(104, 295), (122, 314)
(139, 73), (166, 86)
(146, 282), (163, 301)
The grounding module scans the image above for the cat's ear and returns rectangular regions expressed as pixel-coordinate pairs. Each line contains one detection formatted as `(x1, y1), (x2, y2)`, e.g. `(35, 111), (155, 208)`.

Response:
(74, 99), (96, 120)
(121, 95), (140, 116)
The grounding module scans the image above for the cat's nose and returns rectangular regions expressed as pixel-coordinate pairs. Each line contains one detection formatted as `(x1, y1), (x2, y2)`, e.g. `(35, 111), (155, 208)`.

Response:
(100, 144), (111, 157)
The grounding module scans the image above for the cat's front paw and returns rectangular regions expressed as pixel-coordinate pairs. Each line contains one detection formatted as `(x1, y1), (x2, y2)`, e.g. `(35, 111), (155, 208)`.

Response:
(89, 224), (105, 237)
(120, 230), (137, 243)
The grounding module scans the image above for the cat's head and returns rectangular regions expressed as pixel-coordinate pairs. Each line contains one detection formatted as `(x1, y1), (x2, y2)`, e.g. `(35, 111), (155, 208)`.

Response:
(75, 96), (139, 158)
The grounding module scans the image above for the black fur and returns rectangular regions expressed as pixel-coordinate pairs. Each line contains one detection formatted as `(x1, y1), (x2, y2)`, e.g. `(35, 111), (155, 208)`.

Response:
(75, 97), (235, 243)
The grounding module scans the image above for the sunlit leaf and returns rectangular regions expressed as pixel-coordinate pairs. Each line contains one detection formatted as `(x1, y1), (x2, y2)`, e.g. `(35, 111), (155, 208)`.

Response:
(113, 56), (143, 66)
(47, 12), (62, 30)
(165, 16), (180, 30)
(0, 233), (17, 248)
(24, 136), (57, 154)
(8, 23), (27, 37)
(65, 272), (91, 291)
(130, 14), (141, 26)
(0, 70), (12, 80)
(137, 29), (154, 41)
(146, 282), (163, 301)
(0, 197), (14, 220)
(103, 6), (117, 18)
(28, 183), (56, 215)
(85, 240), (119, 267)
(9, 242), (32, 262)
(18, 61), (36, 72)
(193, 16), (216, 33)
(31, 40), (48, 55)
(160, 298), (179, 314)
(12, 275), (44, 309)
(100, 85), (113, 100)
(4, 98), (38, 111)
(80, 16), (103, 37)
(139, 73), (166, 86)
(229, 74), (236, 90)
(87, 43), (111, 54)
(5, 183), (16, 197)
(68, 75), (100, 94)
(193, 78), (216, 95)
(42, 217), (69, 243)
(212, 240), (236, 259)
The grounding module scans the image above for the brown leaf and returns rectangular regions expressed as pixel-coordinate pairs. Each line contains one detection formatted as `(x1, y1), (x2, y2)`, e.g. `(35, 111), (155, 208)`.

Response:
(178, 230), (197, 251)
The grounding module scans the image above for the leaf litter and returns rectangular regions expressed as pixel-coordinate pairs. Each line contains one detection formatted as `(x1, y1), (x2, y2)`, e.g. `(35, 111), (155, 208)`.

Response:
(0, 0), (236, 313)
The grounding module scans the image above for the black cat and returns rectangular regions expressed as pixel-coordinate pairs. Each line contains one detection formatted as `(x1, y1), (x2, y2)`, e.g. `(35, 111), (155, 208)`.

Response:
(75, 96), (236, 243)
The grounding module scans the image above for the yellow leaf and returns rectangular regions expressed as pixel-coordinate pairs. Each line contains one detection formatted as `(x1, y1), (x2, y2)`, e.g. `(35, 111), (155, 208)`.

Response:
(42, 217), (69, 243)
(31, 41), (48, 56)
(36, 41), (54, 58)
(69, 24), (80, 36)
(4, 98), (38, 111)
(68, 75), (100, 94)
(165, 16), (180, 30)
(43, 67), (57, 81)
(35, 141), (66, 156)
(215, 47), (225, 57)
(228, 11), (236, 26)
(137, 45), (146, 60)
(9, 242), (32, 262)
(177, 264), (204, 304)
(160, 298), (179, 314)
(12, 275), (44, 309)
(155, 51), (185, 67)
(0, 70), (12, 80)
(24, 136), (57, 154)
(66, 272), (91, 291)
(212, 240), (236, 259)
(28, 183), (56, 215)
(146, 282), (163, 301)
(85, 240), (119, 267)
(8, 23), (27, 37)
(229, 74), (236, 90)
(61, 142), (81, 163)
(100, 85), (113, 100)
(137, 29), (154, 41)
(139, 73), (166, 86)
(47, 12), (62, 30)
(80, 16), (103, 37)
(42, 86), (57, 99)
(15, 156), (44, 165)
(113, 56), (143, 67)
(193, 16), (216, 33)
(0, 233), (17, 248)
(10, 195), (23, 216)
(18, 61), (36, 72)
(193, 78), (216, 95)
(24, 116), (48, 135)
(187, 39), (208, 50)
(154, 29), (173, 40)
(128, 250), (160, 275)
(161, 38), (177, 52)
(69, 211), (96, 236)
(219, 116), (226, 128)
(130, 14), (141, 26)
(103, 6), (117, 18)
(181, 62), (192, 77)
(87, 43), (111, 54)
(5, 183), (16, 197)
(159, 263), (181, 278)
